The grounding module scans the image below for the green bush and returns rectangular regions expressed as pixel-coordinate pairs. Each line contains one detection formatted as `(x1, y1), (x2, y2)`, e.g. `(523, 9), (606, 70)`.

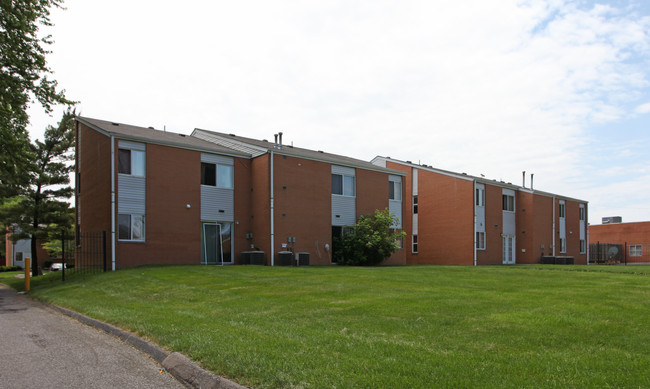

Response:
(0, 266), (22, 272)
(338, 209), (405, 266)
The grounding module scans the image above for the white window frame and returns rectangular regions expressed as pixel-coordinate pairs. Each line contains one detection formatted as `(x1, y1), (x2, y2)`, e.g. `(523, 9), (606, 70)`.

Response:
(201, 162), (234, 189)
(560, 238), (566, 253)
(118, 213), (145, 242)
(332, 173), (356, 197)
(502, 194), (514, 212)
(412, 234), (418, 254)
(476, 188), (485, 207)
(579, 206), (585, 221)
(559, 202), (566, 218)
(630, 245), (642, 257)
(476, 231), (486, 250)
(118, 149), (145, 177)
(413, 195), (418, 214)
(389, 180), (402, 201)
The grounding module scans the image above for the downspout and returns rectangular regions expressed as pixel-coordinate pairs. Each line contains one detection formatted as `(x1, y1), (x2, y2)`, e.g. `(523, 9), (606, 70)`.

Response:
(586, 204), (590, 265)
(111, 136), (116, 271)
(473, 180), (477, 266)
(270, 150), (275, 266)
(552, 196), (556, 257)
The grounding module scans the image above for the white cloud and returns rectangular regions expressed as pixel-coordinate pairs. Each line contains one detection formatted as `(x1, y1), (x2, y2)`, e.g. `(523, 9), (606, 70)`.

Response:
(635, 102), (650, 113)
(26, 0), (650, 224)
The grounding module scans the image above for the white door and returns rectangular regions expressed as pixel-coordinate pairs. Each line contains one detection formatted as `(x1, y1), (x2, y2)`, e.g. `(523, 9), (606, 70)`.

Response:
(502, 235), (515, 264)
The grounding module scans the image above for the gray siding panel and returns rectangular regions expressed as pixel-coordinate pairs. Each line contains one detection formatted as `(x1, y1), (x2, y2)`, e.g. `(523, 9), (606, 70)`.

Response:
(332, 165), (355, 176)
(201, 153), (234, 165)
(332, 195), (356, 226)
(118, 175), (146, 214)
(118, 140), (146, 151)
(201, 186), (234, 222)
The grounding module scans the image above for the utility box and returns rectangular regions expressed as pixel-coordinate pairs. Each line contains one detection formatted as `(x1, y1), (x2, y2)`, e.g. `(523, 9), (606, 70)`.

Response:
(277, 251), (293, 266)
(296, 252), (310, 266)
(240, 251), (265, 265)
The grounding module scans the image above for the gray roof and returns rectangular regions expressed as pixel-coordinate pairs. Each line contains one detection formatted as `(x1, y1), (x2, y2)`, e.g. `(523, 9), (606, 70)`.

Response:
(76, 117), (250, 157)
(374, 156), (588, 203)
(193, 128), (406, 175)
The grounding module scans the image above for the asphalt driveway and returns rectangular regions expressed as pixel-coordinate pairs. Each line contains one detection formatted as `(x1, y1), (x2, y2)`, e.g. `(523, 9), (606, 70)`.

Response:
(0, 284), (184, 389)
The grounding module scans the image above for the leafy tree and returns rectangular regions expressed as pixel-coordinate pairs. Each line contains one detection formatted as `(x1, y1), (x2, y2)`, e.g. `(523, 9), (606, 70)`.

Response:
(1, 0), (74, 198)
(0, 110), (75, 276)
(338, 209), (406, 266)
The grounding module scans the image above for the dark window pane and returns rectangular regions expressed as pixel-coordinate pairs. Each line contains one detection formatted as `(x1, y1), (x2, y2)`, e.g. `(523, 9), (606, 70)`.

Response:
(118, 214), (131, 240)
(389, 181), (394, 200)
(201, 163), (216, 186)
(118, 149), (131, 174)
(332, 174), (342, 195)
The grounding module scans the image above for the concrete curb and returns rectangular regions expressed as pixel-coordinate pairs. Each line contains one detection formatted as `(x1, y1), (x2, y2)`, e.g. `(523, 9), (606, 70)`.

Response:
(43, 302), (248, 389)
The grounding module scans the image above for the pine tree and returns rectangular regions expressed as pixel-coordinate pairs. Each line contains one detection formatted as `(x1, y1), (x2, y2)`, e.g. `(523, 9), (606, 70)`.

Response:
(1, 110), (75, 276)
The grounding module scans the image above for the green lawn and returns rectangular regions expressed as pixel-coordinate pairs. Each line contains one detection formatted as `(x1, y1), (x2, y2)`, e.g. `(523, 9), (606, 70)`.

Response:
(5, 265), (649, 388)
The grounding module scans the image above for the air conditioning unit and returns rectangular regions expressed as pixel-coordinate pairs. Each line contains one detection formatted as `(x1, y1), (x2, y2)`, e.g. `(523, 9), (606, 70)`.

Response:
(240, 251), (265, 265)
(277, 251), (293, 266)
(296, 252), (310, 266)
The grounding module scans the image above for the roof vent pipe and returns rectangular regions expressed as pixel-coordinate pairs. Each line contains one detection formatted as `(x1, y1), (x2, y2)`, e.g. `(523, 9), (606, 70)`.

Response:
(278, 132), (283, 149)
(530, 173), (534, 190)
(274, 134), (278, 146)
(522, 171), (526, 188)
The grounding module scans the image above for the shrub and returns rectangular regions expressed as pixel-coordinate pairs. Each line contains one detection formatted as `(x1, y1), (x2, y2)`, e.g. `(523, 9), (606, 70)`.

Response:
(0, 266), (22, 272)
(338, 209), (406, 266)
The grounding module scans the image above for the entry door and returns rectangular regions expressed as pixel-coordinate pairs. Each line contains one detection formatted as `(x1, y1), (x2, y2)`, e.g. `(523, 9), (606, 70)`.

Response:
(202, 223), (223, 265)
(502, 235), (515, 264)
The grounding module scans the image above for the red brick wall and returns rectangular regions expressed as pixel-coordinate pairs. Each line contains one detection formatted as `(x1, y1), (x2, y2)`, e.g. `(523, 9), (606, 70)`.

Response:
(273, 154), (332, 265)
(77, 123), (113, 262)
(590, 222), (649, 263)
(233, 157), (253, 263)
(414, 169), (474, 265)
(357, 168), (405, 265)
(115, 144), (201, 268)
(250, 154), (271, 263)
(515, 191), (535, 264)
(531, 194), (554, 261)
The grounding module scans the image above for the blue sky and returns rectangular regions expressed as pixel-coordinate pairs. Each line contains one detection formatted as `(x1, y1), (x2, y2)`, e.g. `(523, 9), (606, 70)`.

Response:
(27, 0), (650, 225)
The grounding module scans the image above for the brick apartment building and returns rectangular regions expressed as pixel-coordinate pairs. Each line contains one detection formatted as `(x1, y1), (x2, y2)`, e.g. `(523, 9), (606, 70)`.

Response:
(75, 117), (406, 269)
(589, 221), (650, 263)
(76, 116), (588, 269)
(371, 157), (589, 265)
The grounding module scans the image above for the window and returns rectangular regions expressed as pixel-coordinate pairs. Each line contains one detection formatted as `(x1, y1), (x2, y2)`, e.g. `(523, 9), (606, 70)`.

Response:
(118, 149), (145, 176)
(332, 174), (355, 196)
(201, 163), (233, 189)
(389, 180), (401, 201)
(476, 188), (485, 206)
(559, 203), (566, 218)
(412, 235), (418, 253)
(630, 245), (642, 257)
(413, 195), (418, 214)
(502, 195), (514, 212)
(559, 238), (566, 253)
(118, 214), (145, 241)
(580, 239), (586, 253)
(476, 231), (485, 250)
(579, 207), (585, 221)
